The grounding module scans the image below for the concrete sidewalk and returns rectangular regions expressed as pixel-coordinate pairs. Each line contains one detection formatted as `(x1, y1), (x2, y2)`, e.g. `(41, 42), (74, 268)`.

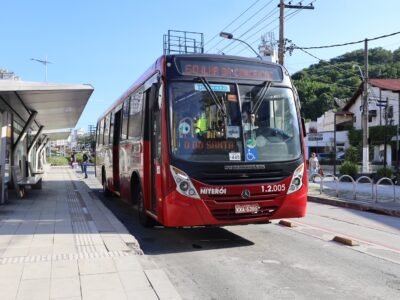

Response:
(0, 166), (181, 300)
(308, 182), (400, 217)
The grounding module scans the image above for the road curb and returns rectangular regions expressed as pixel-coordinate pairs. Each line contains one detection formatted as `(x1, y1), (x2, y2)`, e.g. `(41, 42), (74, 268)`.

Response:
(308, 195), (400, 218)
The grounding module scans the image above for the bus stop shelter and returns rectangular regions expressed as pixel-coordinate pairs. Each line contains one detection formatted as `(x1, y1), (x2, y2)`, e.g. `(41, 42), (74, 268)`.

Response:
(0, 79), (94, 203)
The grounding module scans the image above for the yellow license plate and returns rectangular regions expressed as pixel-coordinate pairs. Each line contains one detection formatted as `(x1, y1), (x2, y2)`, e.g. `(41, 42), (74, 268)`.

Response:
(235, 204), (260, 214)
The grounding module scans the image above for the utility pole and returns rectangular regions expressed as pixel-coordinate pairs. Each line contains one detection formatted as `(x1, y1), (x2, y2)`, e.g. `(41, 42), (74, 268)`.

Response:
(278, 0), (285, 65)
(362, 39), (369, 173)
(278, 0), (314, 65)
(397, 92), (400, 182)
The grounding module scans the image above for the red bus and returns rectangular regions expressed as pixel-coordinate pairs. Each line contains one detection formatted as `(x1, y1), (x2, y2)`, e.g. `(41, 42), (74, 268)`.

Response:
(95, 54), (307, 227)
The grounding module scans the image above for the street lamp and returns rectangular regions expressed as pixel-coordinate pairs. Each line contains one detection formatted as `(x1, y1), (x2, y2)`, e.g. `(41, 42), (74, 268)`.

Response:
(352, 64), (365, 81)
(219, 32), (262, 59)
(30, 57), (52, 82)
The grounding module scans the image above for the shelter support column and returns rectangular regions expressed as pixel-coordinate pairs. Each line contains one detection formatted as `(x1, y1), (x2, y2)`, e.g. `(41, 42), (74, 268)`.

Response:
(27, 125), (44, 171)
(13, 111), (37, 150)
(13, 111), (37, 178)
(0, 112), (12, 204)
(36, 136), (48, 170)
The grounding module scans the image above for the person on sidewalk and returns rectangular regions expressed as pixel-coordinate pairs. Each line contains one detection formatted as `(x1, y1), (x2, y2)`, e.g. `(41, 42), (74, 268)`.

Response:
(309, 152), (320, 180)
(70, 152), (76, 168)
(81, 152), (89, 178)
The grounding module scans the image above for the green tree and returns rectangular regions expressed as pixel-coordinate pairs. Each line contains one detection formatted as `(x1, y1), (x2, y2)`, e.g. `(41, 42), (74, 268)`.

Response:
(293, 47), (400, 120)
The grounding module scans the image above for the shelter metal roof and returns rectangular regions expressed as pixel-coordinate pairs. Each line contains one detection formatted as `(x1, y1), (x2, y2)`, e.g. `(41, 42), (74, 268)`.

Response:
(0, 80), (93, 139)
(38, 129), (73, 141)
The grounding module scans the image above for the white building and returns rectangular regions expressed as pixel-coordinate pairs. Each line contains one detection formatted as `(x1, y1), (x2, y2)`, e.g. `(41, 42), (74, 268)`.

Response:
(305, 131), (349, 160)
(342, 79), (400, 166)
(342, 79), (400, 129)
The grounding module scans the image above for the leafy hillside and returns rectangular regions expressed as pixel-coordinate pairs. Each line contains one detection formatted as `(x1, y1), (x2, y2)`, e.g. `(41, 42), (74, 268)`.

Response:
(292, 47), (400, 120)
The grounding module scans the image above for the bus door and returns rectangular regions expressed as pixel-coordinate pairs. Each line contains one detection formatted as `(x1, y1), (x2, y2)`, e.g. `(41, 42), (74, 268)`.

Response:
(145, 83), (161, 213)
(112, 109), (122, 192)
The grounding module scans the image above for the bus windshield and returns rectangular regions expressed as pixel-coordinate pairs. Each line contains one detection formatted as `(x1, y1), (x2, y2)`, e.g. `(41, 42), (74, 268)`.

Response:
(169, 81), (301, 162)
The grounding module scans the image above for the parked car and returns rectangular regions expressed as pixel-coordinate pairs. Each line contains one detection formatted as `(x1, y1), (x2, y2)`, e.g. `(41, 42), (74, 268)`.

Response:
(317, 153), (332, 164)
(316, 152), (345, 164)
(336, 152), (345, 162)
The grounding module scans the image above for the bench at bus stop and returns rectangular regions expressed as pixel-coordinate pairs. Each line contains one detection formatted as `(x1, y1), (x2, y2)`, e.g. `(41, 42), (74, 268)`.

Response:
(11, 165), (43, 198)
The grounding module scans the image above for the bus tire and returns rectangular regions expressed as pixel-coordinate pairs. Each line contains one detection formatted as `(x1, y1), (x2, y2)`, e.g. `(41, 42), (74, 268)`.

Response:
(137, 188), (154, 227)
(102, 173), (111, 197)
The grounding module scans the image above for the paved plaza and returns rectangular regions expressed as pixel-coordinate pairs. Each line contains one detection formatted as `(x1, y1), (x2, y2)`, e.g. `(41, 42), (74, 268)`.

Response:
(0, 166), (180, 300)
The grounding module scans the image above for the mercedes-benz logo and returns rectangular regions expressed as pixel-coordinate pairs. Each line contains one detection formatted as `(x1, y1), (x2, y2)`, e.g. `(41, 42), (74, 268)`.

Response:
(241, 189), (251, 199)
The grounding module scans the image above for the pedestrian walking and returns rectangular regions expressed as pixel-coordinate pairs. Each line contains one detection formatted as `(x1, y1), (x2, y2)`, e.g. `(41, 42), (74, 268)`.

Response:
(70, 152), (76, 168)
(81, 152), (89, 178)
(309, 152), (320, 180)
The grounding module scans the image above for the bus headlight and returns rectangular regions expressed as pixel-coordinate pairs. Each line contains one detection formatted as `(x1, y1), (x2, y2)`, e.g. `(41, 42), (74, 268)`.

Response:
(170, 166), (200, 199)
(287, 163), (304, 195)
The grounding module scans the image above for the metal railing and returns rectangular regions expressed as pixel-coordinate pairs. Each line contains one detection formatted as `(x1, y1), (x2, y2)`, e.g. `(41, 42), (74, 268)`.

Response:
(311, 173), (398, 203)
(375, 177), (396, 203)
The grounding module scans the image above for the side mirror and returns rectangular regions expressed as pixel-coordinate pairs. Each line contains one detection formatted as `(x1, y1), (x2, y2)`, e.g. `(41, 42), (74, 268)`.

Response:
(301, 118), (306, 137)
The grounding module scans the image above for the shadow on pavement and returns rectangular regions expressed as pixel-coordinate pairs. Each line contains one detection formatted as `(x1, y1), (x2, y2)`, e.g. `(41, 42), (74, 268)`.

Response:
(93, 189), (255, 256)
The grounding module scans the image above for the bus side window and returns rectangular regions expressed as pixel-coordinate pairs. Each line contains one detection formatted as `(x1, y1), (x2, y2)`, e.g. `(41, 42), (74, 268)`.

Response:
(109, 113), (114, 145)
(121, 98), (130, 140)
(128, 90), (144, 141)
(104, 114), (110, 145)
(100, 118), (104, 145)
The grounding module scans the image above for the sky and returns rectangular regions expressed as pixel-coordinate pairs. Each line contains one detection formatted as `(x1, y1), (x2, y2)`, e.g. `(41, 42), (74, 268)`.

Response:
(1, 0), (400, 132)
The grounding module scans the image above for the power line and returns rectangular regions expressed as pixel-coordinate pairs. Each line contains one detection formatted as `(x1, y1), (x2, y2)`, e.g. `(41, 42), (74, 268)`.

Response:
(214, 0), (276, 53)
(205, 0), (262, 47)
(287, 40), (353, 72)
(233, 16), (280, 56)
(223, 9), (279, 54)
(233, 1), (313, 57)
(291, 31), (400, 50)
(207, 0), (274, 53)
(234, 0), (316, 56)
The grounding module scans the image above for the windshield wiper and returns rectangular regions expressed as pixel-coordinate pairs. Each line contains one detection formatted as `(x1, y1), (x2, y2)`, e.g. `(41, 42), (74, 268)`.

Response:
(251, 81), (272, 115)
(198, 77), (227, 119)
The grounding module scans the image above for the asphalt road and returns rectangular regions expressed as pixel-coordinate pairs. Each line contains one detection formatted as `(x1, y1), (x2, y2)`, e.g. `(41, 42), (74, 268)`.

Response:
(96, 190), (400, 300)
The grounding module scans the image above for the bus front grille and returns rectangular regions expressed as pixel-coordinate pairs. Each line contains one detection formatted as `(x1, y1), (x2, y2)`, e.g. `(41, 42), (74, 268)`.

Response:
(198, 171), (288, 185)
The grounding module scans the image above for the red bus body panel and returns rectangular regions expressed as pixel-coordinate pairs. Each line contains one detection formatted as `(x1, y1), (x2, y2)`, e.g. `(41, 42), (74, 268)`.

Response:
(161, 175), (307, 227)
(96, 54), (308, 227)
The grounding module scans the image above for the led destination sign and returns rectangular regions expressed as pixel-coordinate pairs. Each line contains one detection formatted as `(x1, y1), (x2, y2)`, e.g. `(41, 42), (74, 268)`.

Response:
(174, 58), (283, 81)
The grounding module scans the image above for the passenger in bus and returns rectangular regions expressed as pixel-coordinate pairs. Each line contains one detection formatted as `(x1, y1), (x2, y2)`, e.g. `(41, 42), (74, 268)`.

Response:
(195, 112), (208, 136)
(243, 112), (258, 132)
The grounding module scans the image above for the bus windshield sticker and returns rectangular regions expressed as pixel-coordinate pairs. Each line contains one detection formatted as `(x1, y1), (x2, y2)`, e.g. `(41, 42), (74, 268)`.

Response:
(227, 94), (237, 102)
(246, 138), (256, 149)
(229, 152), (241, 161)
(194, 83), (230, 92)
(245, 147), (258, 161)
(226, 126), (240, 139)
(178, 121), (191, 136)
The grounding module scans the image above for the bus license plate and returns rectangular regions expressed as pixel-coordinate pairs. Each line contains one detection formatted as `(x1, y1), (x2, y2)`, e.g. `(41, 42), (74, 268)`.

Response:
(235, 204), (260, 214)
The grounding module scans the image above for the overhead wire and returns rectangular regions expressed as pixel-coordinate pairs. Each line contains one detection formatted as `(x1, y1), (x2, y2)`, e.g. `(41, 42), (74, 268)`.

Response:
(207, 0), (274, 53)
(215, 0), (276, 53)
(234, 0), (315, 56)
(224, 8), (280, 54)
(291, 31), (400, 50)
(205, 0), (262, 48)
